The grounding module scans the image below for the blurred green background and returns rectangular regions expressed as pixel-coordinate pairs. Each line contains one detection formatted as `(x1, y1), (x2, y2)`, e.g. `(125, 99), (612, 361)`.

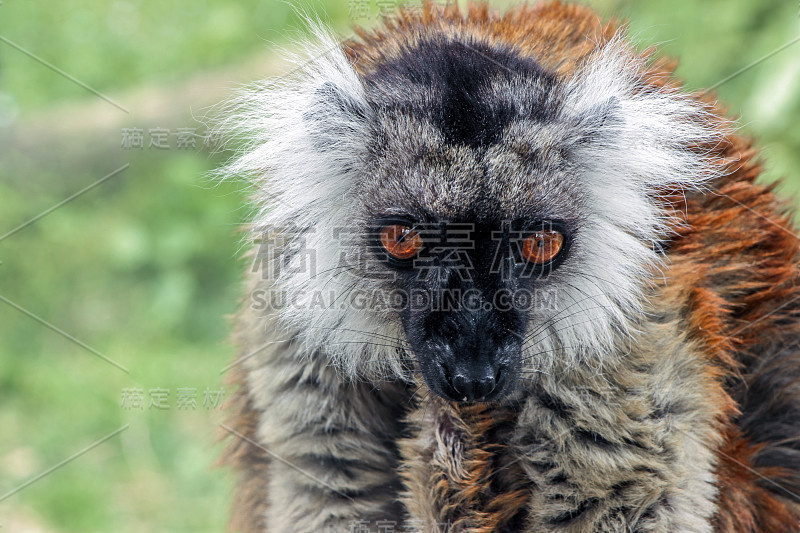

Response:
(0, 1), (797, 531)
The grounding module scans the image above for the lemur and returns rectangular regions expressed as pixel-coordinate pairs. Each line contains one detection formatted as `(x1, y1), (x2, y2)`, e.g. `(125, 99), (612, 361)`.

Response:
(217, 2), (800, 532)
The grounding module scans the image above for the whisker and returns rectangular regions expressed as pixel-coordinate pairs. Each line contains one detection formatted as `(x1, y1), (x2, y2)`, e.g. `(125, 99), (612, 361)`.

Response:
(521, 313), (615, 350)
(520, 292), (611, 343)
(325, 340), (410, 352)
(521, 303), (615, 345)
(520, 344), (582, 361)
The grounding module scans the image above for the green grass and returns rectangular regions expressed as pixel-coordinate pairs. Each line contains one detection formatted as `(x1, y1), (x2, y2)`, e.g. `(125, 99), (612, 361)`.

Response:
(0, 1), (798, 531)
(1, 1), (352, 112)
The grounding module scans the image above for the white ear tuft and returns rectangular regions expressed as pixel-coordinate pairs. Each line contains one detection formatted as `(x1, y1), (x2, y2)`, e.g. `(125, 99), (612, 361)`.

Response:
(212, 24), (371, 234)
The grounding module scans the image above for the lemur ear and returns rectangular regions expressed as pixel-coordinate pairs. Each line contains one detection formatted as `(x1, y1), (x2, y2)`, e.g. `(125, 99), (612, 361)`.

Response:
(304, 81), (371, 153)
(561, 36), (726, 194)
(211, 31), (371, 217)
(565, 96), (621, 148)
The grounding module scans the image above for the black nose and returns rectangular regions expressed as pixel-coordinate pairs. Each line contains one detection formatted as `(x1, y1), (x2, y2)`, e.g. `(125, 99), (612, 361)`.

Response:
(445, 364), (505, 402)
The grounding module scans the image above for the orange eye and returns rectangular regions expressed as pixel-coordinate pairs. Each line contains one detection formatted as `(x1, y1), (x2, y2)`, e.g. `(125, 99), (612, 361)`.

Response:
(379, 224), (423, 260)
(521, 230), (565, 265)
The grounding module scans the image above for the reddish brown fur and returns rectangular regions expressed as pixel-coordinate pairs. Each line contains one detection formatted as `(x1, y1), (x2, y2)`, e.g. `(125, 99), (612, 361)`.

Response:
(221, 256), (273, 533)
(219, 364), (271, 533)
(713, 429), (798, 532)
(399, 397), (530, 531)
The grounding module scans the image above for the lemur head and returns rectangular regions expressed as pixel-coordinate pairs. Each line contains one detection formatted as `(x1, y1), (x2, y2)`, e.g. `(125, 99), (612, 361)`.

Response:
(219, 21), (724, 402)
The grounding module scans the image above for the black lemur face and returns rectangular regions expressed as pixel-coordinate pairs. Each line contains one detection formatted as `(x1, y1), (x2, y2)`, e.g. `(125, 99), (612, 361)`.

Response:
(371, 217), (571, 402)
(360, 39), (579, 401)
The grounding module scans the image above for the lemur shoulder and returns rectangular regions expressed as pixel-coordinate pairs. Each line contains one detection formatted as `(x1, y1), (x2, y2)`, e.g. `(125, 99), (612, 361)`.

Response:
(218, 2), (800, 532)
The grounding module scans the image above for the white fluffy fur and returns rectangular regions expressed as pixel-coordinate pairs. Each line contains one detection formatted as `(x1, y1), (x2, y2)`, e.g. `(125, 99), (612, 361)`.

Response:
(523, 36), (728, 373)
(215, 25), (411, 380)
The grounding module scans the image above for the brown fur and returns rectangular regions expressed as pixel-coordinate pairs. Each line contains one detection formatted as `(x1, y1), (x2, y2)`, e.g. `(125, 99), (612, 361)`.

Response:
(220, 365), (271, 533)
(713, 430), (799, 532)
(399, 394), (530, 532)
(220, 269), (273, 533)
